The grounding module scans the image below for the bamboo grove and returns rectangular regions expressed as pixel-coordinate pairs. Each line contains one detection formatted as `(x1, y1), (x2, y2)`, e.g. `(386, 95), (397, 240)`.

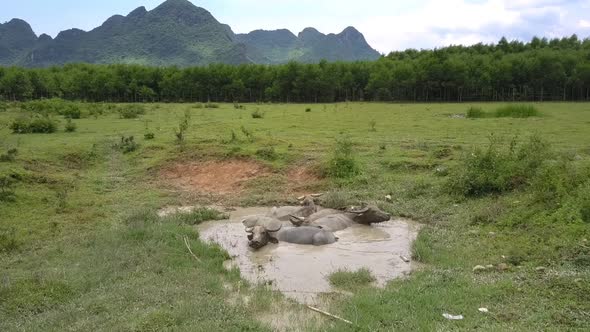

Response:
(1, 36), (590, 103)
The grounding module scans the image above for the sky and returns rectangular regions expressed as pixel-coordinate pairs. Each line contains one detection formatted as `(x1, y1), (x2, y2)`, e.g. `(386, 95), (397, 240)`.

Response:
(1, 0), (590, 53)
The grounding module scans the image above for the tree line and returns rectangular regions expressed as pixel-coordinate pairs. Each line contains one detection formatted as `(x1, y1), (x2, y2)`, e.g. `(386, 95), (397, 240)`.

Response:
(1, 35), (590, 103)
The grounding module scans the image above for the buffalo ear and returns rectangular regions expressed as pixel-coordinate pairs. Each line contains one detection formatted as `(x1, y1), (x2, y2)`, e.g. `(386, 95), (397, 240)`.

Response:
(242, 216), (261, 228)
(247, 234), (254, 241)
(269, 237), (279, 244)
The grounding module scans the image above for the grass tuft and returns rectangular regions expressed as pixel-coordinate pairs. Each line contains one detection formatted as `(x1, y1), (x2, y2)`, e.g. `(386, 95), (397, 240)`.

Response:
(329, 268), (376, 289)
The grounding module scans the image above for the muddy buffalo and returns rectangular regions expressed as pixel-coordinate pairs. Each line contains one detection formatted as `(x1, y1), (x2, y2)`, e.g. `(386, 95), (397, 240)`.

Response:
(290, 205), (391, 232)
(243, 217), (337, 249)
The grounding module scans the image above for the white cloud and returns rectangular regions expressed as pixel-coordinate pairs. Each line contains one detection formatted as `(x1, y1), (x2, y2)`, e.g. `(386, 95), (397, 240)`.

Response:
(580, 19), (590, 28)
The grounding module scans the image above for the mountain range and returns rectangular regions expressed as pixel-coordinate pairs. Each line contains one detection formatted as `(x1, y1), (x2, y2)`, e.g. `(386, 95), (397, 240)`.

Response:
(0, 0), (380, 67)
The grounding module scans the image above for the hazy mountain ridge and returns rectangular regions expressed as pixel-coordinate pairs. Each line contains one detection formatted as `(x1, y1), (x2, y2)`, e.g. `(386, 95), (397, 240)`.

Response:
(0, 0), (380, 67)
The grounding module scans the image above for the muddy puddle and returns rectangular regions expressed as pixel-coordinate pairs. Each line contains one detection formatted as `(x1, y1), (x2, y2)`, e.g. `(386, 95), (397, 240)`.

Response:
(197, 207), (420, 304)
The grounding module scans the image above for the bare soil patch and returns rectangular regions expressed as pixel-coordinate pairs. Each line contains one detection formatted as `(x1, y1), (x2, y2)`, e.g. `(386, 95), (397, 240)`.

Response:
(286, 166), (324, 194)
(160, 159), (270, 195)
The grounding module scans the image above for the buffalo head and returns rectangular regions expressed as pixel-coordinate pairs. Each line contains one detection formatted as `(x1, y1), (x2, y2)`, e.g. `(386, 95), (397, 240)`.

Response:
(348, 205), (391, 225)
(243, 217), (282, 249)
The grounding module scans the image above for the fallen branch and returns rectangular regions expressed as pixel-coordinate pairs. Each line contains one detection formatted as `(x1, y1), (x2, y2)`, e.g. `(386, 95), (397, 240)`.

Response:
(307, 305), (353, 325)
(183, 236), (201, 263)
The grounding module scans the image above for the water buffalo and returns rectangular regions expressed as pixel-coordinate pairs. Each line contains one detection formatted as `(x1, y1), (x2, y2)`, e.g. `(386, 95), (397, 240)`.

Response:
(290, 205), (391, 232)
(267, 196), (317, 221)
(244, 217), (337, 249)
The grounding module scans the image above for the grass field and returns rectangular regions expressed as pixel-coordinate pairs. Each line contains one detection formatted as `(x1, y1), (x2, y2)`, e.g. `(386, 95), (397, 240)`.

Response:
(1, 102), (589, 331)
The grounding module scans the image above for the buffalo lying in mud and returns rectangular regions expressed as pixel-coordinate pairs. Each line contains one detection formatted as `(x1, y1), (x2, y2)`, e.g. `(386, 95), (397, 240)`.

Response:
(242, 200), (391, 249)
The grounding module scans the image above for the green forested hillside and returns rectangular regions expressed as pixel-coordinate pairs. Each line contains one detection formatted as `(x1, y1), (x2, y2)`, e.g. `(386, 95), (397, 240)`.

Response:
(0, 0), (380, 67)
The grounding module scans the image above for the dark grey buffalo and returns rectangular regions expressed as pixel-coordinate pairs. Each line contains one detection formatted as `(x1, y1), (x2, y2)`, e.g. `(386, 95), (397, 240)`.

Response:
(290, 205), (391, 232)
(267, 196), (317, 221)
(243, 217), (337, 249)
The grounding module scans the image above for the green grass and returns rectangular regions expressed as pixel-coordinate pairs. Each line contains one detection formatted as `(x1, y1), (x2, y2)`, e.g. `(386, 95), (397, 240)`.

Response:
(329, 268), (376, 289)
(1, 102), (589, 331)
(467, 104), (540, 119)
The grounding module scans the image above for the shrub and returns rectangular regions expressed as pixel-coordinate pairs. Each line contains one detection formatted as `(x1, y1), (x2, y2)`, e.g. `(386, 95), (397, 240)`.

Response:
(495, 104), (539, 118)
(234, 103), (245, 110)
(256, 147), (278, 161)
(305, 107), (312, 113)
(175, 110), (191, 144)
(466, 106), (486, 118)
(0, 148), (18, 162)
(10, 116), (57, 134)
(87, 104), (105, 118)
(61, 104), (81, 119)
(325, 136), (361, 179)
(0, 101), (7, 112)
(116, 136), (139, 153)
(448, 135), (551, 197)
(118, 105), (146, 119)
(251, 109), (265, 119)
(144, 132), (155, 140)
(64, 119), (77, 132)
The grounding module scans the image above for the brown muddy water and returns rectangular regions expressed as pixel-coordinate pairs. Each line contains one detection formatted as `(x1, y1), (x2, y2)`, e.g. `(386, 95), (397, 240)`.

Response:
(195, 207), (420, 304)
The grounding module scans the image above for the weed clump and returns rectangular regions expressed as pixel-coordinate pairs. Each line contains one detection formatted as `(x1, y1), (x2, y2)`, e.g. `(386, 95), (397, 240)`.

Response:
(0, 174), (18, 202)
(466, 106), (486, 118)
(0, 148), (18, 162)
(448, 135), (550, 197)
(329, 268), (375, 289)
(466, 105), (540, 119)
(118, 105), (145, 119)
(255, 147), (278, 161)
(175, 110), (191, 144)
(115, 136), (139, 153)
(495, 104), (539, 118)
(251, 109), (265, 119)
(325, 137), (361, 179)
(144, 132), (155, 140)
(204, 103), (220, 109)
(305, 107), (312, 113)
(64, 119), (77, 132)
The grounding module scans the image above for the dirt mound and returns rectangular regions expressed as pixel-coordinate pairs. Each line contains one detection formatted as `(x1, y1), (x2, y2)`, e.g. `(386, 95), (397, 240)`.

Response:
(161, 160), (269, 195)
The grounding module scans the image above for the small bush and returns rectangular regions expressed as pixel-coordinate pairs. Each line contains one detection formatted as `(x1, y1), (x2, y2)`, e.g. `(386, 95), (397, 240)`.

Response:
(144, 132), (155, 140)
(305, 108), (312, 113)
(64, 119), (77, 132)
(0, 101), (7, 112)
(10, 116), (57, 134)
(115, 136), (139, 153)
(118, 105), (145, 119)
(329, 268), (375, 289)
(325, 137), (361, 179)
(234, 103), (245, 110)
(193, 103), (204, 109)
(251, 109), (265, 119)
(466, 106), (486, 118)
(448, 135), (551, 197)
(256, 147), (278, 161)
(175, 110), (191, 144)
(0, 148), (18, 162)
(61, 104), (81, 119)
(495, 104), (539, 118)
(204, 103), (220, 109)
